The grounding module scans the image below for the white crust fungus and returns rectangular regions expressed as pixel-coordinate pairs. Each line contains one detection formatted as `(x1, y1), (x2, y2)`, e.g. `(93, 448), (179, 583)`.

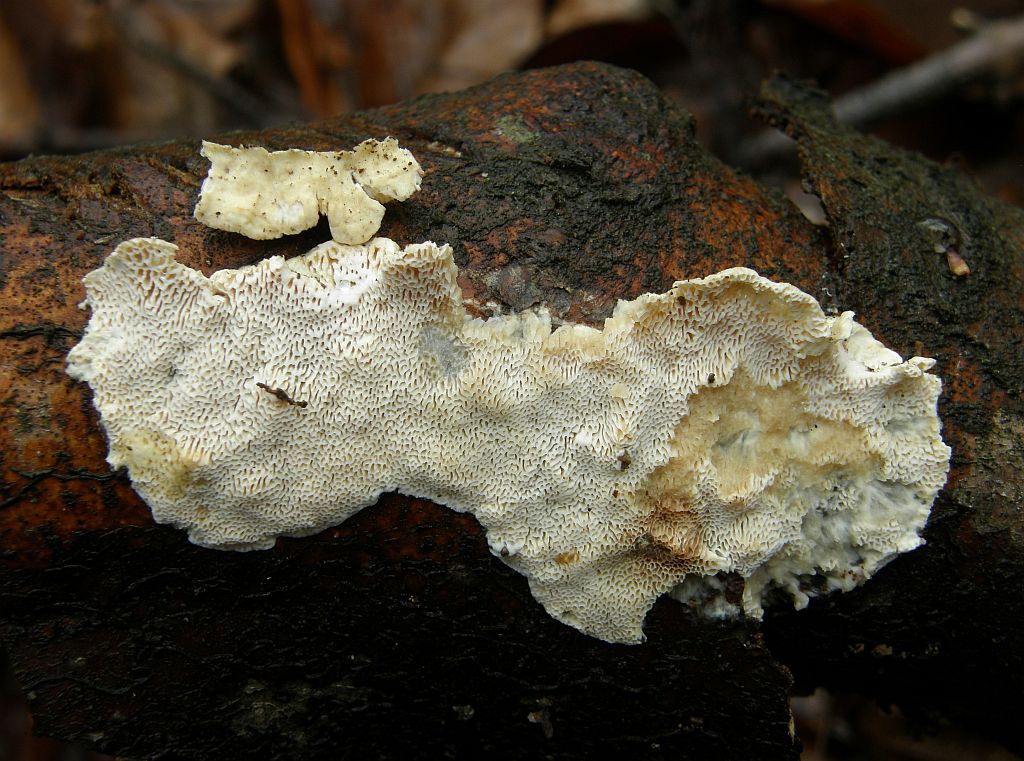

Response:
(67, 236), (950, 643)
(194, 138), (423, 244)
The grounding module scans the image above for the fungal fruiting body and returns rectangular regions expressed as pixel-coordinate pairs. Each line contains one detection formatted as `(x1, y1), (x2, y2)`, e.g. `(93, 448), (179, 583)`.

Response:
(194, 138), (423, 244)
(67, 236), (950, 643)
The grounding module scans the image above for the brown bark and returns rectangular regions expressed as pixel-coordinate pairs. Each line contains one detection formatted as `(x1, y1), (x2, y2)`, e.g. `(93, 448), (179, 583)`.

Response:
(0, 62), (1020, 759)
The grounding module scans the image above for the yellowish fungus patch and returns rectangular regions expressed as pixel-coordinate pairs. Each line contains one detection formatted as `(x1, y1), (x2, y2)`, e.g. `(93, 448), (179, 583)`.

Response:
(194, 138), (422, 244)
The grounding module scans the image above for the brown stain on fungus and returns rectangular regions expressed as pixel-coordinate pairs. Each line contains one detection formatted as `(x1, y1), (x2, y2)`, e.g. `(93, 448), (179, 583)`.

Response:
(555, 549), (580, 565)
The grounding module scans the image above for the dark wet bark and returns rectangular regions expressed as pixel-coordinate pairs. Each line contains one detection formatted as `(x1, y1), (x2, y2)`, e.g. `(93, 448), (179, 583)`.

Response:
(0, 62), (1020, 759)
(756, 73), (1024, 751)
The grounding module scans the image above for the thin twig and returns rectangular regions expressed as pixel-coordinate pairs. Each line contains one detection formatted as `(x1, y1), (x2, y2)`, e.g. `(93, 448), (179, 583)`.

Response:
(736, 13), (1024, 169)
(256, 382), (308, 408)
(835, 13), (1024, 126)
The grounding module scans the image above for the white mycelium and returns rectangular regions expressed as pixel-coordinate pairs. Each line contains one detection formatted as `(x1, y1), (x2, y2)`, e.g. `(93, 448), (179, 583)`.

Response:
(67, 236), (950, 643)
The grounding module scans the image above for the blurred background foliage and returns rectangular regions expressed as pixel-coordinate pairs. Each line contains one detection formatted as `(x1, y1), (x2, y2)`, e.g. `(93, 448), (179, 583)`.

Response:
(1, 1), (1022, 759)
(1, 0), (1022, 209)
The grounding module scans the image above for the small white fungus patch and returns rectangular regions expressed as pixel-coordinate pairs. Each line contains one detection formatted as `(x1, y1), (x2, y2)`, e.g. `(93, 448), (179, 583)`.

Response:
(67, 236), (950, 643)
(194, 138), (422, 244)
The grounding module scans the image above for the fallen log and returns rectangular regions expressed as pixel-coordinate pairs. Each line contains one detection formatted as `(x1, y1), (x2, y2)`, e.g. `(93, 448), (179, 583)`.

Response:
(0, 62), (1020, 759)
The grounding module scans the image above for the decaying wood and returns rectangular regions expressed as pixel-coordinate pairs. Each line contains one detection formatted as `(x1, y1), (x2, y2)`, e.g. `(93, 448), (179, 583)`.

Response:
(0, 62), (1021, 759)
(757, 73), (1024, 751)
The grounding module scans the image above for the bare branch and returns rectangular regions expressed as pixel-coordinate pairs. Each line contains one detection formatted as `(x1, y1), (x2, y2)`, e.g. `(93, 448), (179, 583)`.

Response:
(737, 13), (1024, 169)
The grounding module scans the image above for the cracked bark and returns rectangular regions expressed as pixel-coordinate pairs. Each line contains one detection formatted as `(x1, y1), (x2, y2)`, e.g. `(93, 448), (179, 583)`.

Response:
(0, 63), (1021, 760)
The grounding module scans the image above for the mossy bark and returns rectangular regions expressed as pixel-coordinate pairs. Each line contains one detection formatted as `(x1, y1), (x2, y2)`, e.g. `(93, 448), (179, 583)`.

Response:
(0, 63), (1020, 759)
(756, 73), (1024, 749)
